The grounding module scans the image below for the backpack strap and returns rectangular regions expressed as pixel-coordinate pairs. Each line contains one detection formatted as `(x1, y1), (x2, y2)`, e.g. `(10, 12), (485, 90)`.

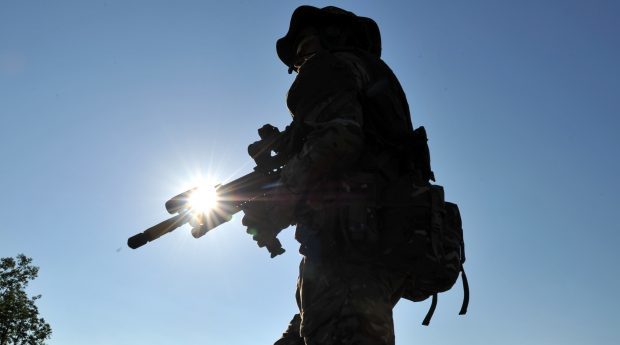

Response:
(421, 266), (469, 326)
(422, 293), (438, 326)
(459, 227), (469, 315)
(459, 266), (469, 315)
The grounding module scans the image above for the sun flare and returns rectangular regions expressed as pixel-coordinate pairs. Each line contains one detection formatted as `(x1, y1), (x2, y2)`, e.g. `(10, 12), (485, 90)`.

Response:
(188, 185), (219, 214)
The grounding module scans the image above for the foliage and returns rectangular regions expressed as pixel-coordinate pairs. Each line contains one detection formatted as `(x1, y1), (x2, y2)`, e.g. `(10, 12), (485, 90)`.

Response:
(0, 255), (52, 345)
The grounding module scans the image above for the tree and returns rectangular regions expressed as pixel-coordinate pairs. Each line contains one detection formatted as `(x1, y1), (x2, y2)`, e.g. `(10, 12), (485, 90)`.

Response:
(0, 255), (52, 345)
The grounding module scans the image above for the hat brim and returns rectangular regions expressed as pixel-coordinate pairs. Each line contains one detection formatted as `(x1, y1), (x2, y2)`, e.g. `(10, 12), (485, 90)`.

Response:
(276, 6), (325, 68)
(276, 6), (381, 68)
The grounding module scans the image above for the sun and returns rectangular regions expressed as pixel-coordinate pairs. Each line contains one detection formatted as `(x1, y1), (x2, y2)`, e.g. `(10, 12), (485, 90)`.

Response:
(187, 185), (219, 214)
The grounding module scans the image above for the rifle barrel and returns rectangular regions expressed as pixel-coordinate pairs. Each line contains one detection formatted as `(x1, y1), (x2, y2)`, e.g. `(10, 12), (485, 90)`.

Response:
(128, 170), (281, 249)
(127, 213), (189, 249)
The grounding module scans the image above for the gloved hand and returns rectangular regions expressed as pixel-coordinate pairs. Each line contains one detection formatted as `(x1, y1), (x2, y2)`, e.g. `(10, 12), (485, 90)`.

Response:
(242, 184), (300, 257)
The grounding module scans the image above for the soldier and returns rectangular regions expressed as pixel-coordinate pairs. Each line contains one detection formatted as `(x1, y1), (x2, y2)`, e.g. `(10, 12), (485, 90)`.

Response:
(243, 6), (424, 345)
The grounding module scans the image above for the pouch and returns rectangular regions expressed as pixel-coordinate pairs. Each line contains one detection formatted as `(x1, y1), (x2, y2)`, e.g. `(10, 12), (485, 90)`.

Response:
(337, 173), (381, 255)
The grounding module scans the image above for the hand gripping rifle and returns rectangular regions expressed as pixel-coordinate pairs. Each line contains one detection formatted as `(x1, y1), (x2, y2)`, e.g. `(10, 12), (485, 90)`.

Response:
(127, 123), (299, 256)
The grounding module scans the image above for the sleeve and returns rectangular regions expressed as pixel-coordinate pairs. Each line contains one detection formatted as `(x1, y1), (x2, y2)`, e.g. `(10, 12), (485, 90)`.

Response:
(281, 51), (369, 193)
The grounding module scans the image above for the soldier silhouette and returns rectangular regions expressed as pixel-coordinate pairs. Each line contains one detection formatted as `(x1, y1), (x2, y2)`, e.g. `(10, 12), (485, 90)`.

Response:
(242, 5), (466, 345)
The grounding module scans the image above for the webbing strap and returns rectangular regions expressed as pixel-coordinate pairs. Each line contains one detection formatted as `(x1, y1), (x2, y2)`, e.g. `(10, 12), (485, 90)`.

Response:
(420, 268), (469, 326)
(459, 267), (470, 315)
(422, 293), (438, 326)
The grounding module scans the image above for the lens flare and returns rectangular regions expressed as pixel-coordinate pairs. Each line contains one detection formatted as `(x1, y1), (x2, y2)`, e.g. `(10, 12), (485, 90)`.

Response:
(188, 186), (219, 214)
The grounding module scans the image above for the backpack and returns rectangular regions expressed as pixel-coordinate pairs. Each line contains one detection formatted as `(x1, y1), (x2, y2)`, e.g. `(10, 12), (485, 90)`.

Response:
(379, 127), (469, 326)
(347, 50), (468, 325)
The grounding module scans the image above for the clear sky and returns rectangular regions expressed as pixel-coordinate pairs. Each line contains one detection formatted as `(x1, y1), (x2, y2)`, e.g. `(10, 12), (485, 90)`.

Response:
(1, 0), (619, 344)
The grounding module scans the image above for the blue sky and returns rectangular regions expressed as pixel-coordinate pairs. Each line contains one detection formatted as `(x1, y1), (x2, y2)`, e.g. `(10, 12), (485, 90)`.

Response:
(1, 0), (619, 344)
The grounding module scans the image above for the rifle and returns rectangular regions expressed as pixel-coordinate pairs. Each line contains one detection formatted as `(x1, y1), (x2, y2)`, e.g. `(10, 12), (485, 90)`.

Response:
(127, 123), (300, 256)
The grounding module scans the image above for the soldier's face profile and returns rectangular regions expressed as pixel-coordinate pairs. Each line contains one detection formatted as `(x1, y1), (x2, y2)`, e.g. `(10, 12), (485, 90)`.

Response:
(292, 27), (322, 72)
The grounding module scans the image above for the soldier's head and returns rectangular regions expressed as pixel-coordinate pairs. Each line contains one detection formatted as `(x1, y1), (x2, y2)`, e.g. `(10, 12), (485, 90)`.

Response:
(277, 6), (382, 73)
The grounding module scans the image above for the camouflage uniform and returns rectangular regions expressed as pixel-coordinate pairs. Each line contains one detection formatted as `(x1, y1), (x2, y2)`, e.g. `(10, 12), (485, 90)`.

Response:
(274, 45), (415, 345)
